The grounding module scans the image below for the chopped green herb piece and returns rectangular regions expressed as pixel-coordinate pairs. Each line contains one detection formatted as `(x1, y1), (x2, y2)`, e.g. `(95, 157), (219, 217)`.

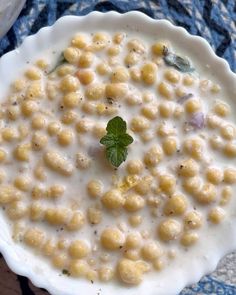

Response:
(100, 134), (117, 148)
(100, 116), (134, 168)
(118, 133), (134, 146)
(62, 269), (71, 276)
(106, 146), (128, 168)
(106, 116), (127, 135)
(48, 53), (67, 75)
(163, 50), (194, 73)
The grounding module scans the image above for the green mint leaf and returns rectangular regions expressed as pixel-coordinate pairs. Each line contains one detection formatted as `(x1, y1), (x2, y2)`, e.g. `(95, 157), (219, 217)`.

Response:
(100, 116), (133, 167)
(118, 133), (134, 146)
(106, 116), (126, 136)
(100, 134), (116, 147)
(163, 52), (194, 73)
(48, 53), (67, 75)
(106, 146), (128, 168)
(174, 55), (194, 72)
(62, 269), (71, 276)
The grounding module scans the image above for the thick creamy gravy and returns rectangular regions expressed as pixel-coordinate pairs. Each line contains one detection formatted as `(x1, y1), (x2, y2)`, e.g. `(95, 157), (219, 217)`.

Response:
(0, 31), (235, 287)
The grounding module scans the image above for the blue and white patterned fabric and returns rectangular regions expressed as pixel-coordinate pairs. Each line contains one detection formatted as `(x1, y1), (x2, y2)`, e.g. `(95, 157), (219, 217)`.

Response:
(182, 276), (236, 295)
(0, 1), (236, 294)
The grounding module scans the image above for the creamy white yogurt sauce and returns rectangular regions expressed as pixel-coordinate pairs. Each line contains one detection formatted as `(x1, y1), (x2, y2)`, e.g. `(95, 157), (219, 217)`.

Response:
(0, 31), (235, 289)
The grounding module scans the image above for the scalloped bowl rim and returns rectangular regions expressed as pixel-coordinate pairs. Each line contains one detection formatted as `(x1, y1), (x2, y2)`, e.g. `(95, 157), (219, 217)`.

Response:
(0, 11), (236, 295)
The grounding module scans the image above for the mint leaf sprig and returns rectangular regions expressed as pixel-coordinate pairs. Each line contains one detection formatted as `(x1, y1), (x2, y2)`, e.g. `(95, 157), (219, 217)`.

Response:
(48, 53), (67, 75)
(100, 116), (134, 168)
(163, 46), (194, 73)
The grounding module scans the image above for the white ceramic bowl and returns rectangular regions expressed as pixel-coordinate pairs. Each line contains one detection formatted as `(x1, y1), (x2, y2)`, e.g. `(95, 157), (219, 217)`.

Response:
(0, 11), (236, 295)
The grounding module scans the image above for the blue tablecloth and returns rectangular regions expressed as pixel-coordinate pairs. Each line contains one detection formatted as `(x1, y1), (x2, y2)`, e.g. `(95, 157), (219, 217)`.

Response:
(0, 1), (236, 294)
